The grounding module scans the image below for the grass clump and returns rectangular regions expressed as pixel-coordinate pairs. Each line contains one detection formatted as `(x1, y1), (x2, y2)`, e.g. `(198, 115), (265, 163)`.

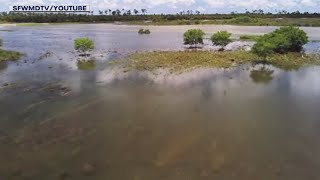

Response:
(211, 31), (232, 46)
(183, 29), (205, 48)
(231, 16), (258, 24)
(138, 29), (151, 34)
(74, 38), (95, 55)
(265, 53), (320, 70)
(239, 35), (261, 41)
(0, 49), (22, 62)
(0, 39), (22, 62)
(16, 23), (48, 26)
(117, 51), (320, 72)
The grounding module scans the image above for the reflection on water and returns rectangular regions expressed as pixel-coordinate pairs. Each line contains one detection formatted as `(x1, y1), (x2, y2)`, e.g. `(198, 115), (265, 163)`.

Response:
(0, 62), (7, 71)
(77, 59), (96, 71)
(1, 65), (320, 179)
(1, 24), (320, 179)
(250, 66), (274, 84)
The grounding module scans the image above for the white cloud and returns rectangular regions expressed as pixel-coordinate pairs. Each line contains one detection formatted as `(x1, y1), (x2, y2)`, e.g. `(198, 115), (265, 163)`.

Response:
(149, 0), (195, 6)
(196, 6), (206, 13)
(301, 0), (317, 6)
(206, 0), (225, 8)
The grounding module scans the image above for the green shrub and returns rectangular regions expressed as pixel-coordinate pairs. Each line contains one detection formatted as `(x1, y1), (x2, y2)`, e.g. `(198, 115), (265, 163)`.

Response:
(138, 29), (144, 34)
(144, 29), (151, 34)
(0, 39), (2, 46)
(138, 29), (151, 34)
(275, 26), (308, 52)
(252, 26), (308, 56)
(251, 40), (275, 57)
(211, 31), (232, 46)
(74, 38), (94, 54)
(183, 29), (205, 47)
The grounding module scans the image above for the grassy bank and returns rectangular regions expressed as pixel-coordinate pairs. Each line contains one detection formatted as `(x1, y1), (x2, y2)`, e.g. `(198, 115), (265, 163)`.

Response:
(116, 51), (320, 72)
(239, 35), (261, 41)
(16, 23), (49, 26)
(128, 18), (320, 27)
(0, 49), (23, 62)
(2, 17), (320, 27)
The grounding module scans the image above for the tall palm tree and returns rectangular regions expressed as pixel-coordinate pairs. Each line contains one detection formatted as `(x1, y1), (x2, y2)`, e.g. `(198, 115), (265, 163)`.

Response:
(134, 9), (139, 15)
(141, 9), (147, 15)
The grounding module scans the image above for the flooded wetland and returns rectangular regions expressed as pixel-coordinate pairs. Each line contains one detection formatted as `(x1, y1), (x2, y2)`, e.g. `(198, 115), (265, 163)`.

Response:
(1, 24), (320, 179)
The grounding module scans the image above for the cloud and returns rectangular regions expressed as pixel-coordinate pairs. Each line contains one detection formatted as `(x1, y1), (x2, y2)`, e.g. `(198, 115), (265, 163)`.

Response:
(0, 0), (319, 13)
(196, 6), (206, 13)
(205, 0), (225, 8)
(301, 0), (317, 6)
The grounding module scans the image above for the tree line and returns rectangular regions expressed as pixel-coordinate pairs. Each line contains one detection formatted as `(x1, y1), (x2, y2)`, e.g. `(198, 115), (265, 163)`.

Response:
(1, 9), (320, 23)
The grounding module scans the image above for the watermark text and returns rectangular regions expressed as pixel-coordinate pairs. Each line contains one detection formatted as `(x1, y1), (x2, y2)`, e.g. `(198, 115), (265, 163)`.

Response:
(10, 5), (90, 12)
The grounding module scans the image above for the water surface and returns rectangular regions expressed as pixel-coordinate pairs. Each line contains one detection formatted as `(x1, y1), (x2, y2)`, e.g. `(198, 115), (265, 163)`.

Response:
(1, 24), (320, 180)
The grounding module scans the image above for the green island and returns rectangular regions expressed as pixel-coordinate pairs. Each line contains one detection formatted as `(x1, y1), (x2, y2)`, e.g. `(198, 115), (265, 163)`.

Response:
(119, 51), (320, 72)
(114, 26), (320, 72)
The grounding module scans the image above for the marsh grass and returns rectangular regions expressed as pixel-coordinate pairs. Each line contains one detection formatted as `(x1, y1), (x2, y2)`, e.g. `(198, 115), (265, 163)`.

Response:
(116, 51), (320, 72)
(266, 53), (320, 70)
(239, 35), (261, 41)
(16, 23), (49, 26)
(128, 18), (320, 27)
(0, 49), (23, 62)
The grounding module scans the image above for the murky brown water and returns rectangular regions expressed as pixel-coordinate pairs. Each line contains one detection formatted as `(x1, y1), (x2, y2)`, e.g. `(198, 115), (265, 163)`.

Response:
(1, 24), (320, 180)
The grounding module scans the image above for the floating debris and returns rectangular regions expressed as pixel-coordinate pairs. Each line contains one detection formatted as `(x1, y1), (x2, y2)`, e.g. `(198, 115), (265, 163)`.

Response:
(38, 50), (53, 60)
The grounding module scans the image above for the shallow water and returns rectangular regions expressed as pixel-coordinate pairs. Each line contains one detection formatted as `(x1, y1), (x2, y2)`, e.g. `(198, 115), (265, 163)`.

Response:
(1, 24), (320, 180)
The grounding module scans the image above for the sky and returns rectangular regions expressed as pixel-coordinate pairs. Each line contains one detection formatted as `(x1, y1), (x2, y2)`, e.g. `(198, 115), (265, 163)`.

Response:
(1, 0), (320, 14)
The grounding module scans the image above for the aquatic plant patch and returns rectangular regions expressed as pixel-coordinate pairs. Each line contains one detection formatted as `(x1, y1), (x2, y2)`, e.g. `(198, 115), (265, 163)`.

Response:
(115, 51), (320, 72)
(0, 49), (23, 62)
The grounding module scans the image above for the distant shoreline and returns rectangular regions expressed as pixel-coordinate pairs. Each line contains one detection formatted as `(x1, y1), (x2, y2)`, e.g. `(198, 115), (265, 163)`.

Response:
(2, 17), (320, 27)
